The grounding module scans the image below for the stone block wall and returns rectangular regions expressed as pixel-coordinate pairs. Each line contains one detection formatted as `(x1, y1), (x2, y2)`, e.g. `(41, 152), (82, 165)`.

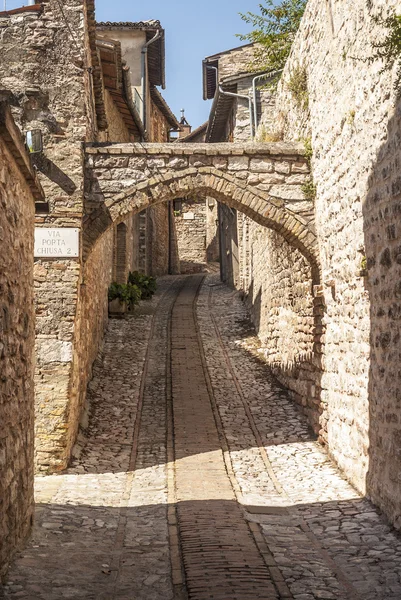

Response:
(105, 90), (132, 143)
(0, 1), (179, 475)
(269, 0), (401, 523)
(0, 0), (99, 472)
(0, 121), (35, 580)
(146, 203), (179, 276)
(242, 220), (320, 432)
(175, 198), (207, 273)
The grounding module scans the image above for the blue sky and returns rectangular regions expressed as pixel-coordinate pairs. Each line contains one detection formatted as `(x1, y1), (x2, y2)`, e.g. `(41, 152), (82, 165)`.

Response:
(6, 0), (261, 128)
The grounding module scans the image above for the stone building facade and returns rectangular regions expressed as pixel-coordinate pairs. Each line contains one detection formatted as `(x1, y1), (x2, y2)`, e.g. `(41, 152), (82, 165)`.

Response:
(0, 0), (180, 473)
(268, 0), (401, 527)
(173, 197), (219, 273)
(0, 95), (40, 580)
(174, 118), (219, 273)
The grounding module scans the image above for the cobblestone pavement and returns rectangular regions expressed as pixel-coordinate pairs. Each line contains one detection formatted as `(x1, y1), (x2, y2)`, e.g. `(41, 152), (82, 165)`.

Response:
(2, 274), (401, 600)
(198, 275), (401, 600)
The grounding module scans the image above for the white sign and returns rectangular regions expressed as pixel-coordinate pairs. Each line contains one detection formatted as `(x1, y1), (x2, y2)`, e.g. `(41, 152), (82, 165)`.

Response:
(183, 212), (195, 220)
(34, 228), (79, 258)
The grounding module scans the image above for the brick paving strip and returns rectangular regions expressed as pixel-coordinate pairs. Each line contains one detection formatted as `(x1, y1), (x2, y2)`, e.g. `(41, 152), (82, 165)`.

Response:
(170, 275), (280, 600)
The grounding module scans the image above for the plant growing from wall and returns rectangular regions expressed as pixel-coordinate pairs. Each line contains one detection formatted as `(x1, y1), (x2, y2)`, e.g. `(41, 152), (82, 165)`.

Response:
(257, 124), (284, 142)
(370, 12), (401, 95)
(238, 0), (307, 78)
(303, 136), (313, 163)
(287, 64), (309, 110)
(128, 271), (157, 300)
(301, 136), (316, 201)
(301, 179), (317, 201)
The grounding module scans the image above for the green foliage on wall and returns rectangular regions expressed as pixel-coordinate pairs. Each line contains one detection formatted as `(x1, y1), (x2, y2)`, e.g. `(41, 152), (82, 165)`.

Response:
(287, 64), (309, 110)
(301, 137), (316, 201)
(371, 13), (401, 95)
(301, 179), (317, 201)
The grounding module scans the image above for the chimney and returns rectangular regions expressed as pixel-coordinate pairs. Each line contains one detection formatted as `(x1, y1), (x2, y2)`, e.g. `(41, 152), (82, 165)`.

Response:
(178, 108), (191, 139)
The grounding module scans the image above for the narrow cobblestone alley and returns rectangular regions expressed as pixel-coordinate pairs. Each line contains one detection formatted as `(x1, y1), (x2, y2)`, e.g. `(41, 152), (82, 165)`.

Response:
(3, 275), (401, 600)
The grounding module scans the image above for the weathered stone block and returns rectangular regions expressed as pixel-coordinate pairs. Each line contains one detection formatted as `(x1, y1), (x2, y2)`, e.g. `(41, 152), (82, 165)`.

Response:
(250, 158), (274, 173)
(36, 339), (73, 364)
(228, 156), (249, 171)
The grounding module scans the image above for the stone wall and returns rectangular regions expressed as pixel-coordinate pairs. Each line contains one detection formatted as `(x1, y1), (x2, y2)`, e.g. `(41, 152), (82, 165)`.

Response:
(270, 0), (401, 523)
(104, 90), (131, 143)
(242, 221), (320, 431)
(149, 100), (171, 143)
(0, 1), (178, 473)
(210, 65), (319, 433)
(0, 113), (35, 579)
(146, 203), (179, 276)
(0, 0), (100, 472)
(175, 199), (207, 273)
(208, 43), (320, 432)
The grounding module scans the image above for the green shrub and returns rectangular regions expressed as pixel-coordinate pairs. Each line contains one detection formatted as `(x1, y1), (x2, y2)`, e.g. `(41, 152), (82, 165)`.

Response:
(128, 271), (157, 300)
(108, 282), (141, 309)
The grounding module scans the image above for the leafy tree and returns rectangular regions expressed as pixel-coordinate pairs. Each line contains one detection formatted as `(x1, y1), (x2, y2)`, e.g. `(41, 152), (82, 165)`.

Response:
(238, 0), (307, 74)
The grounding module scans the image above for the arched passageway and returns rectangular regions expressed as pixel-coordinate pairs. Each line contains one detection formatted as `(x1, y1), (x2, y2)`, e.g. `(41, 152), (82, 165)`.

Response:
(83, 142), (319, 278)
(82, 142), (322, 435)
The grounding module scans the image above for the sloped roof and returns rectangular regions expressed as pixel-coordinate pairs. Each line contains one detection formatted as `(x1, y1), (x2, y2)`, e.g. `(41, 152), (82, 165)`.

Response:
(179, 121), (208, 143)
(97, 20), (161, 29)
(0, 3), (43, 17)
(96, 21), (165, 89)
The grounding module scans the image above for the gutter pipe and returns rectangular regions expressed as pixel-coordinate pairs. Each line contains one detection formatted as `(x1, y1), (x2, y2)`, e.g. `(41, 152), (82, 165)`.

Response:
(141, 29), (161, 134)
(252, 69), (283, 133)
(207, 64), (254, 141)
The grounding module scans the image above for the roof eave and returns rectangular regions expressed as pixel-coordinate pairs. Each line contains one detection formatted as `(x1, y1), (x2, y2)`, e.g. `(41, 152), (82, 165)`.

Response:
(206, 86), (235, 143)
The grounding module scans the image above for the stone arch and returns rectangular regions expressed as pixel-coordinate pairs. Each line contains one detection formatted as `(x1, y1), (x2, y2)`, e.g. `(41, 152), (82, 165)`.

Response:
(83, 166), (320, 279)
(114, 222), (127, 283)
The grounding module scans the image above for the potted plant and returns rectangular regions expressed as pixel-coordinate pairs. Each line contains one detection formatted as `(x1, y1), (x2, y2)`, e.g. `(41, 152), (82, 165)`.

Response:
(108, 283), (128, 317)
(108, 282), (141, 317)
